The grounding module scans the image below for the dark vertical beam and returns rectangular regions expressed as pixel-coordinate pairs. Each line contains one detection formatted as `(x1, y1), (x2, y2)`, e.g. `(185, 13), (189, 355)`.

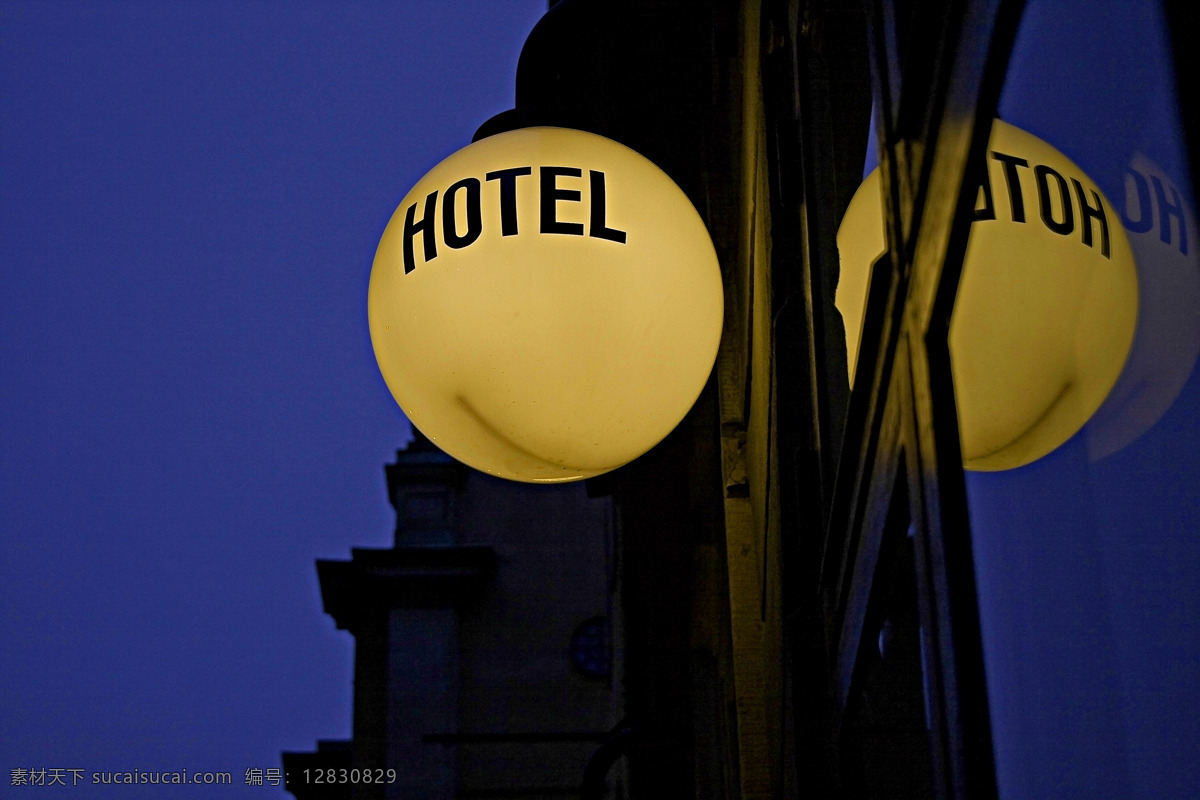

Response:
(761, 2), (874, 797)
(862, 0), (1025, 798)
(1162, 0), (1200, 206)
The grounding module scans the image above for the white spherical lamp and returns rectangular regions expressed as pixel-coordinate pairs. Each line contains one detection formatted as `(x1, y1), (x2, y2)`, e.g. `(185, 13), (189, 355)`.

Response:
(369, 127), (724, 483)
(837, 120), (1139, 471)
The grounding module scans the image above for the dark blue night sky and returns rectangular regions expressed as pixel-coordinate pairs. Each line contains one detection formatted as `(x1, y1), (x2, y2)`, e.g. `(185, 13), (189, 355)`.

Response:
(1, 2), (544, 796)
(967, 3), (1199, 798)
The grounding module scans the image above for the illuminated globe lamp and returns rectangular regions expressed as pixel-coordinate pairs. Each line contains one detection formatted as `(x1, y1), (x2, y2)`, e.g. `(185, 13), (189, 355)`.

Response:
(837, 119), (1139, 471)
(369, 127), (724, 483)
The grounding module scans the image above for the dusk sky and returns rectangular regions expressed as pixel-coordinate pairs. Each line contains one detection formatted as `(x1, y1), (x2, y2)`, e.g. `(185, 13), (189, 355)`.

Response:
(2, 1), (1197, 799)
(1, 2), (544, 795)
(960, 3), (1198, 798)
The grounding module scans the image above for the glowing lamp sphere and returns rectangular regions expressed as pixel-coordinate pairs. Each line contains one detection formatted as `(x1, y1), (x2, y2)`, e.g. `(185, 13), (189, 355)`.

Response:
(838, 120), (1139, 471)
(369, 127), (723, 483)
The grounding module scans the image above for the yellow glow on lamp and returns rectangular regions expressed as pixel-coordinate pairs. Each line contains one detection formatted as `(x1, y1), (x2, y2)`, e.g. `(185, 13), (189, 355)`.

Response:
(837, 120), (1139, 471)
(369, 127), (724, 483)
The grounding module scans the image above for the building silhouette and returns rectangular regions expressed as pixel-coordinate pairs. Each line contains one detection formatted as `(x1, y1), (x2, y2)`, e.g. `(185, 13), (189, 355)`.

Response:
(284, 430), (621, 798)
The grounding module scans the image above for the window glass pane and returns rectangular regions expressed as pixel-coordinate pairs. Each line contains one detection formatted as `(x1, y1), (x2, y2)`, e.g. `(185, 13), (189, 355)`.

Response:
(967, 3), (1200, 798)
